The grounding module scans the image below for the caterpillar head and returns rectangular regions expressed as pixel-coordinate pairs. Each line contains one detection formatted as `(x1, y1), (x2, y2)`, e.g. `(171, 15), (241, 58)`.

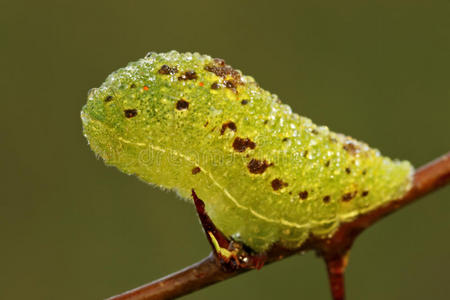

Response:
(81, 51), (253, 172)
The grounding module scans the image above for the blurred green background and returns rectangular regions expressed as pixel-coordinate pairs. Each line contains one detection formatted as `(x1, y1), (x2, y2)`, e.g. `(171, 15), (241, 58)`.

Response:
(1, 1), (449, 299)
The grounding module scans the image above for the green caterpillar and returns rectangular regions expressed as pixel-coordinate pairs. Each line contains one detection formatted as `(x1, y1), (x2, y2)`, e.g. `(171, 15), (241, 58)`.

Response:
(81, 51), (413, 252)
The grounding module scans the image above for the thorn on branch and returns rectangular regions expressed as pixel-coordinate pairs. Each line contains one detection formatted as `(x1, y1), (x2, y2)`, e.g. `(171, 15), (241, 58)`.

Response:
(192, 189), (268, 271)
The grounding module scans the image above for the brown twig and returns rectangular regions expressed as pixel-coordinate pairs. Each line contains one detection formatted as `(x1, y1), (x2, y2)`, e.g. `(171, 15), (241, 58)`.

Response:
(107, 152), (450, 300)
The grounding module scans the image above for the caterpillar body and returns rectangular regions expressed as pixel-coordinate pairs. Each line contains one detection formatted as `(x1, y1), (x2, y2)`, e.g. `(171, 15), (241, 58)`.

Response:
(81, 51), (413, 252)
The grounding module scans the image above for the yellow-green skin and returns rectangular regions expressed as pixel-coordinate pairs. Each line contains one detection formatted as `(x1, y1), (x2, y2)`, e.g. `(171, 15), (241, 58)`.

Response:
(81, 51), (413, 252)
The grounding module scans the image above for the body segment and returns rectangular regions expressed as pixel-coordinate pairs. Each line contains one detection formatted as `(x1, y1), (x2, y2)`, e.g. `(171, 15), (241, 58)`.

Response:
(81, 51), (413, 252)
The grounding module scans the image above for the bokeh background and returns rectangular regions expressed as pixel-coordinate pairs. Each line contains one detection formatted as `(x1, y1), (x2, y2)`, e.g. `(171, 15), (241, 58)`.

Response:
(1, 1), (449, 299)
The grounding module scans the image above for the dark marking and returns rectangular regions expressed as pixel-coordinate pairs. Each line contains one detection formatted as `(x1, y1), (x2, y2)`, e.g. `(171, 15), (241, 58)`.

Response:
(312, 129), (319, 135)
(325, 160), (330, 167)
(130, 83), (136, 88)
(247, 159), (272, 174)
(204, 121), (209, 127)
(225, 79), (240, 93)
(104, 95), (113, 102)
(299, 191), (309, 200)
(211, 82), (220, 90)
(342, 191), (357, 202)
(263, 120), (268, 125)
(345, 168), (351, 174)
(178, 70), (198, 80)
(241, 99), (248, 105)
(302, 150), (309, 158)
(362, 169), (367, 175)
(282, 137), (289, 142)
(176, 99), (189, 110)
(220, 121), (237, 135)
(343, 142), (359, 155)
(323, 195), (331, 203)
(271, 179), (288, 191)
(158, 64), (178, 75)
(232, 137), (256, 152)
(204, 59), (243, 85)
(192, 167), (201, 175)
(361, 190), (369, 197)
(124, 109), (138, 118)
(225, 80), (235, 89)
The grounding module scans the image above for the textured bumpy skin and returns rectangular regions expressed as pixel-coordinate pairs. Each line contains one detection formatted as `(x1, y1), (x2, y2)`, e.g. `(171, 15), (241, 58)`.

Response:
(81, 51), (413, 252)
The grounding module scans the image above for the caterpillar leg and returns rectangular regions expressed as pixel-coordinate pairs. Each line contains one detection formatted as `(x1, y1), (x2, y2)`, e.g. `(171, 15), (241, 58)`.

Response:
(192, 189), (267, 271)
(324, 253), (349, 300)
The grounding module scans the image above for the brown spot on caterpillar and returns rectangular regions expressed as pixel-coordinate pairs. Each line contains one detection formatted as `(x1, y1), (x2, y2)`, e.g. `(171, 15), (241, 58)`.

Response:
(104, 95), (113, 102)
(282, 137), (289, 142)
(312, 129), (319, 135)
(211, 82), (220, 90)
(345, 167), (351, 174)
(225, 80), (235, 89)
(204, 59), (243, 85)
(362, 190), (369, 197)
(302, 150), (309, 158)
(192, 167), (201, 175)
(323, 195), (331, 203)
(158, 64), (178, 75)
(342, 191), (357, 202)
(176, 99), (189, 110)
(271, 179), (288, 191)
(124, 109), (138, 118)
(225, 79), (240, 93)
(130, 83), (136, 88)
(263, 120), (269, 125)
(178, 70), (198, 80)
(247, 159), (272, 174)
(220, 121), (237, 135)
(343, 142), (359, 155)
(299, 191), (308, 200)
(362, 169), (367, 175)
(325, 160), (330, 167)
(241, 99), (248, 105)
(204, 121), (209, 127)
(232, 137), (256, 152)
